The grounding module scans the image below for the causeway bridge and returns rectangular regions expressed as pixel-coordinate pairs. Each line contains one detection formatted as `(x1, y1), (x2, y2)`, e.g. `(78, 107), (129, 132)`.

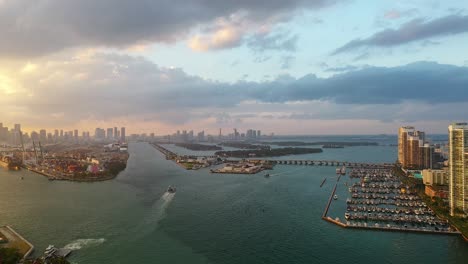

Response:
(267, 159), (394, 168)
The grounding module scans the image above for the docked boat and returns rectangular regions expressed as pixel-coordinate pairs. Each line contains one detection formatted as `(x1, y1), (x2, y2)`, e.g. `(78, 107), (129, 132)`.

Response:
(333, 194), (338, 200)
(44, 245), (58, 256)
(167, 185), (176, 193)
(345, 212), (350, 220)
(340, 166), (346, 175)
(44, 245), (72, 258)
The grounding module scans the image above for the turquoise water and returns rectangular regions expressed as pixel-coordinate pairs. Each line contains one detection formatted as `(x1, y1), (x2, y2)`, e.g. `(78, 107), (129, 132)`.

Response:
(0, 140), (467, 264)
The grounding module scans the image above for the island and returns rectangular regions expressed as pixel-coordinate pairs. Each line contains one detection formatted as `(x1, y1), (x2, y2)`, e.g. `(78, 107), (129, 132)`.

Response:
(218, 142), (269, 149)
(214, 147), (323, 158)
(262, 141), (378, 147)
(22, 142), (129, 182)
(174, 143), (222, 151)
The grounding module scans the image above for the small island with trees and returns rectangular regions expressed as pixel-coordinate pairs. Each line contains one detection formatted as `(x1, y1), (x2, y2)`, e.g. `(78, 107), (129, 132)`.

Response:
(263, 141), (378, 147)
(174, 143), (222, 151)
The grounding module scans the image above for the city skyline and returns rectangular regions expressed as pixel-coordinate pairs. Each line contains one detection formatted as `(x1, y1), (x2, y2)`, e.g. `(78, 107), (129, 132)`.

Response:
(1, 1), (468, 134)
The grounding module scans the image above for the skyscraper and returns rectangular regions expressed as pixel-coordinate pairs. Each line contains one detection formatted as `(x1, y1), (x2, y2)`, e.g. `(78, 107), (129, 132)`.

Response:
(39, 129), (47, 143)
(107, 128), (113, 140)
(121, 127), (126, 142)
(448, 123), (468, 216)
(398, 126), (431, 169)
(13, 124), (21, 145)
(398, 126), (415, 166)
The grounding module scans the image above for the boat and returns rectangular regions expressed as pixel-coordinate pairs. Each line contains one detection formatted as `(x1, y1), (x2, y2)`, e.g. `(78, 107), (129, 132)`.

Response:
(345, 212), (350, 220)
(44, 245), (72, 258)
(167, 185), (176, 193)
(264, 173), (270, 178)
(340, 166), (346, 175)
(44, 245), (58, 256)
(333, 194), (338, 200)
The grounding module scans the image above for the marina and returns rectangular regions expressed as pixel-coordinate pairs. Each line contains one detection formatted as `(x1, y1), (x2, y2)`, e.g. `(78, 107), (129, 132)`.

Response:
(322, 167), (462, 237)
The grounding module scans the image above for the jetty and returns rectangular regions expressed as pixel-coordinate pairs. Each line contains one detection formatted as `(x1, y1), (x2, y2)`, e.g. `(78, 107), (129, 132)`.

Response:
(320, 178), (327, 188)
(0, 225), (34, 260)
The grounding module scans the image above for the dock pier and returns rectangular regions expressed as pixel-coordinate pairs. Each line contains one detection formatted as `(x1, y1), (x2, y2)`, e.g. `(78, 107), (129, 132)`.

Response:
(0, 226), (34, 260)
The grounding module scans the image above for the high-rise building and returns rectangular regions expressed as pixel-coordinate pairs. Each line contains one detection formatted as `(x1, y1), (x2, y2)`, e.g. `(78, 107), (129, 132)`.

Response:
(95, 128), (106, 140)
(398, 126), (415, 166)
(121, 127), (126, 142)
(398, 126), (432, 169)
(12, 124), (21, 145)
(448, 123), (468, 216)
(31, 131), (39, 142)
(114, 127), (118, 139)
(39, 129), (47, 143)
(0, 123), (7, 141)
(197, 131), (205, 142)
(107, 128), (113, 140)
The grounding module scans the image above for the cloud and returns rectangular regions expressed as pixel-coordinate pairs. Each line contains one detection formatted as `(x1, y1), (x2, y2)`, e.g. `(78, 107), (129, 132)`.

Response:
(189, 27), (244, 51)
(0, 0), (339, 57)
(333, 14), (468, 55)
(324, 65), (360, 72)
(384, 9), (418, 20)
(4, 51), (468, 131)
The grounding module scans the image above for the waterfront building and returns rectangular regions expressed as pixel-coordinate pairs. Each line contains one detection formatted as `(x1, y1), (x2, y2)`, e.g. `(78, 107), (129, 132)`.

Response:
(425, 185), (449, 199)
(448, 122), (468, 216)
(422, 169), (449, 186)
(398, 126), (432, 170)
(399, 126), (415, 165)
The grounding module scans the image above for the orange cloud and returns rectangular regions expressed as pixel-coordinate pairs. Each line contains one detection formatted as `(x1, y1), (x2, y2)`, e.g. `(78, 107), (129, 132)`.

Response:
(189, 27), (243, 51)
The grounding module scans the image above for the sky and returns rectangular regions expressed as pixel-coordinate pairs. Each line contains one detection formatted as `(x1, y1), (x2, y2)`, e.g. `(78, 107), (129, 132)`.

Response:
(1, 0), (468, 135)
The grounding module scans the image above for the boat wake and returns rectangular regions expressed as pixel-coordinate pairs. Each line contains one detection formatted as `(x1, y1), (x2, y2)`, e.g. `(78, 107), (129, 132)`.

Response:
(134, 190), (176, 238)
(150, 191), (175, 223)
(63, 238), (106, 250)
